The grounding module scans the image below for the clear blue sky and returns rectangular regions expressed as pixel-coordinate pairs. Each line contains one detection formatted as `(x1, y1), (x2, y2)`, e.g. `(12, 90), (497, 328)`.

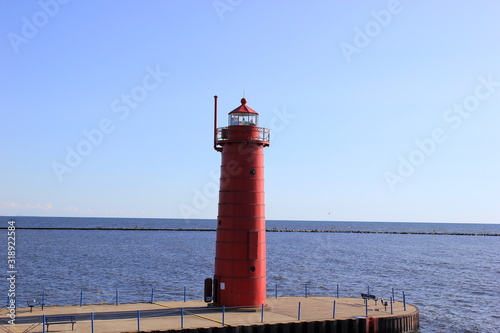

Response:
(1, 1), (499, 223)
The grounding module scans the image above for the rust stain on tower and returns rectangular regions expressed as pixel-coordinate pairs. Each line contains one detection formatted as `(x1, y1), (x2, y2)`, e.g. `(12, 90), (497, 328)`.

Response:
(208, 96), (270, 307)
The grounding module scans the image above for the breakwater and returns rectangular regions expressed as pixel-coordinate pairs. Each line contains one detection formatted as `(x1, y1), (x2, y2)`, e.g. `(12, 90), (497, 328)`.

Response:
(7, 227), (499, 236)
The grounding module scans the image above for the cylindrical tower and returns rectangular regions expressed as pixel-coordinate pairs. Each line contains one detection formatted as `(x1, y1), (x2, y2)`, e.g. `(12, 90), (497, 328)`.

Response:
(212, 97), (270, 307)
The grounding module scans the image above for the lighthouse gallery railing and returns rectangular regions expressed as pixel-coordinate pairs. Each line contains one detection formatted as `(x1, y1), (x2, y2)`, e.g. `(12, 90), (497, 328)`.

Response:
(216, 126), (270, 143)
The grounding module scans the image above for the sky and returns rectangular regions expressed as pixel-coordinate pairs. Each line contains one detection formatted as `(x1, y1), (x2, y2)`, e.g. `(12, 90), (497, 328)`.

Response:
(1, 1), (499, 223)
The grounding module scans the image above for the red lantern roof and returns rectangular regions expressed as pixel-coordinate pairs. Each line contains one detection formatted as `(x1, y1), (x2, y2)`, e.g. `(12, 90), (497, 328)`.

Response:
(229, 98), (259, 114)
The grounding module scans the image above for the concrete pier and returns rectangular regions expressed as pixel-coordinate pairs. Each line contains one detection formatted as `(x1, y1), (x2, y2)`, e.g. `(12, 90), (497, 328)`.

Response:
(5, 296), (418, 333)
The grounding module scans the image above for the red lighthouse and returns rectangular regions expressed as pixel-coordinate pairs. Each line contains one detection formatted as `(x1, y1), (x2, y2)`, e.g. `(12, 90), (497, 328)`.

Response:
(210, 96), (270, 307)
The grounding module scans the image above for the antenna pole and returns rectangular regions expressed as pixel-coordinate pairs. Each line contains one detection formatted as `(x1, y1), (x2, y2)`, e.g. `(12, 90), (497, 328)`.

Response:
(214, 95), (218, 151)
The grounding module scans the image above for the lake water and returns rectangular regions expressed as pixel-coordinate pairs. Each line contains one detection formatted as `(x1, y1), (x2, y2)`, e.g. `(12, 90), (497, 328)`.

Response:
(1, 216), (499, 332)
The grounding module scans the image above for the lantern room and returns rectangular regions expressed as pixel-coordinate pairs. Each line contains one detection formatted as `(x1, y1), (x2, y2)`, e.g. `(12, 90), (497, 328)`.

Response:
(228, 98), (258, 126)
(214, 97), (270, 150)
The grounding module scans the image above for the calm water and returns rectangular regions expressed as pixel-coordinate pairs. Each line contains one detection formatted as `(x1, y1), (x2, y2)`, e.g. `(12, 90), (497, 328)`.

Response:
(1, 216), (499, 333)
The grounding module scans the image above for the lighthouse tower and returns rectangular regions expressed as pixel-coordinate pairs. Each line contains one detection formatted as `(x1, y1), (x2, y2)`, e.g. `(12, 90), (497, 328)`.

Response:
(211, 96), (270, 307)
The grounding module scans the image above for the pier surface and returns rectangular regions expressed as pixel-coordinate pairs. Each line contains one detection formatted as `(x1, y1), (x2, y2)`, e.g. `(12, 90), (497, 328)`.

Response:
(4, 296), (418, 332)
